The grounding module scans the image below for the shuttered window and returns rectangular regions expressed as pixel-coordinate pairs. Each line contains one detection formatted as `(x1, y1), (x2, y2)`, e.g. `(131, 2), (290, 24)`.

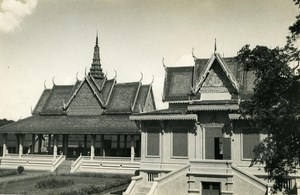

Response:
(147, 130), (160, 156)
(172, 130), (188, 157)
(243, 134), (260, 159)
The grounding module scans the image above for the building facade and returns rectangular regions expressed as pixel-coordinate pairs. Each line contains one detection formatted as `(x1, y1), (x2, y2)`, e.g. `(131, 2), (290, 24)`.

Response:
(126, 52), (300, 195)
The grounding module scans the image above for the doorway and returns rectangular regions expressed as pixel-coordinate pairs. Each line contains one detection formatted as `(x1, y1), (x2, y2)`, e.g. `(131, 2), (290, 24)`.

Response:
(205, 127), (231, 160)
(202, 182), (220, 195)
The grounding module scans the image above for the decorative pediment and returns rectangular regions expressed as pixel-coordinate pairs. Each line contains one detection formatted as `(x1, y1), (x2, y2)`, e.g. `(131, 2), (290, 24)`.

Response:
(192, 53), (239, 95)
(64, 76), (106, 112)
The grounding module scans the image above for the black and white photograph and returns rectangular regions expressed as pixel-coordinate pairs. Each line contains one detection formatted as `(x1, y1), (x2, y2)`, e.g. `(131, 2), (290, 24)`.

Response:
(0, 0), (299, 194)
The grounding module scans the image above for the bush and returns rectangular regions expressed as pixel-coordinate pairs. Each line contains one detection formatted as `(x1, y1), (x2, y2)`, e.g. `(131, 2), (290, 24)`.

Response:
(60, 172), (132, 179)
(0, 169), (18, 177)
(35, 177), (74, 189)
(17, 166), (24, 174)
(58, 178), (131, 195)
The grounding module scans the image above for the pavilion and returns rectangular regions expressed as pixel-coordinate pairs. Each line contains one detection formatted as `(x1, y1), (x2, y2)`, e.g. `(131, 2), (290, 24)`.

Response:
(0, 35), (156, 173)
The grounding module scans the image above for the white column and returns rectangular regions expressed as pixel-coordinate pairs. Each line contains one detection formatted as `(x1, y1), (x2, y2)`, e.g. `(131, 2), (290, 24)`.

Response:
(130, 135), (135, 162)
(19, 134), (24, 157)
(2, 133), (7, 157)
(91, 135), (96, 160)
(53, 134), (58, 158)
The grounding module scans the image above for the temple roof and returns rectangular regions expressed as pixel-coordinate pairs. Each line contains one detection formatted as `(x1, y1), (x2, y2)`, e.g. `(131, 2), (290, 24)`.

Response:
(30, 76), (153, 116)
(0, 115), (139, 134)
(163, 53), (256, 102)
(0, 35), (156, 134)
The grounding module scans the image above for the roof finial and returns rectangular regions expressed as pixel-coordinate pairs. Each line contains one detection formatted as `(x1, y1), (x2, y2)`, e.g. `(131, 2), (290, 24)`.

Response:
(214, 38), (217, 54)
(139, 72), (143, 82)
(150, 74), (154, 85)
(52, 76), (55, 85)
(162, 57), (166, 69)
(192, 47), (196, 60)
(96, 29), (98, 46)
(85, 66), (87, 76)
(44, 80), (47, 89)
(113, 69), (117, 79)
(30, 106), (33, 114)
(76, 72), (79, 81)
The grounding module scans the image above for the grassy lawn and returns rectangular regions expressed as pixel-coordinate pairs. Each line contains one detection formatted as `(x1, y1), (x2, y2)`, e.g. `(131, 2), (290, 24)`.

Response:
(0, 173), (130, 194)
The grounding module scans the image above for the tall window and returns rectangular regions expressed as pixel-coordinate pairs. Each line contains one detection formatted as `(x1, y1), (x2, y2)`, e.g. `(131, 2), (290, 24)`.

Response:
(172, 129), (188, 157)
(147, 129), (160, 156)
(243, 134), (260, 159)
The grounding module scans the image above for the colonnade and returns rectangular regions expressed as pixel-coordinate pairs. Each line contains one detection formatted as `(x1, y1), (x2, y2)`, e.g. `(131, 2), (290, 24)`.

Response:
(2, 133), (138, 161)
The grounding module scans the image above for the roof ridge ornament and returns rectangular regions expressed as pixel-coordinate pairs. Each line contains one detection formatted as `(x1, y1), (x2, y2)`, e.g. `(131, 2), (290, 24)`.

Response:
(139, 72), (143, 82)
(192, 47), (197, 60)
(162, 57), (166, 69)
(30, 106), (33, 115)
(76, 72), (79, 81)
(150, 74), (154, 85)
(44, 80), (47, 89)
(85, 66), (87, 76)
(113, 69), (117, 80)
(52, 77), (55, 86)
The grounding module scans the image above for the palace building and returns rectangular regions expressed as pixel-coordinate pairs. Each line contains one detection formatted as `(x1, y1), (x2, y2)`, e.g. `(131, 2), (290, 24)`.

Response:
(0, 35), (156, 174)
(1, 37), (300, 195)
(124, 50), (300, 195)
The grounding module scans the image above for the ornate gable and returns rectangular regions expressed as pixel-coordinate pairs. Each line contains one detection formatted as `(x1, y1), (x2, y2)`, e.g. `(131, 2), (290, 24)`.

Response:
(66, 79), (104, 115)
(193, 53), (239, 96)
(201, 61), (236, 93)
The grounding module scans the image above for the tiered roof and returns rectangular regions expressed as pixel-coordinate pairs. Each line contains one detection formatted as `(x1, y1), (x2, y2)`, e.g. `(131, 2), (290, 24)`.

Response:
(131, 52), (256, 122)
(0, 36), (156, 134)
(163, 53), (256, 102)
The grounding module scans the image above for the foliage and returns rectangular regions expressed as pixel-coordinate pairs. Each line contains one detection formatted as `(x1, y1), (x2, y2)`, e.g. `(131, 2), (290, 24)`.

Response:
(60, 172), (132, 179)
(17, 166), (24, 174)
(285, 0), (300, 62)
(236, 1), (300, 192)
(0, 169), (18, 177)
(57, 178), (130, 195)
(0, 118), (14, 127)
(35, 176), (74, 189)
(237, 44), (300, 191)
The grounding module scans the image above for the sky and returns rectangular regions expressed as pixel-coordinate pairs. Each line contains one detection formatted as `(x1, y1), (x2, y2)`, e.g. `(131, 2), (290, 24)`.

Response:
(0, 0), (299, 120)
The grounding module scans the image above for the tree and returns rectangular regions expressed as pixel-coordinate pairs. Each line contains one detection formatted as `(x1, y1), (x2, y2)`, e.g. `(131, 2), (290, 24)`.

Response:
(237, 45), (300, 192)
(0, 118), (14, 127)
(236, 2), (300, 191)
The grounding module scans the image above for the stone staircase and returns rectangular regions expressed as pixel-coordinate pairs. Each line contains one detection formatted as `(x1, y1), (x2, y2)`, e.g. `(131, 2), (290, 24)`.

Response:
(135, 185), (152, 195)
(55, 159), (72, 174)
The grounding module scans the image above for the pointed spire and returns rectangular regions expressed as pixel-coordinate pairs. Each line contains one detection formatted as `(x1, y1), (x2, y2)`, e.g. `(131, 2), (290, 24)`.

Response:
(90, 32), (104, 79)
(214, 38), (217, 53)
(214, 38), (217, 54)
(96, 30), (98, 45)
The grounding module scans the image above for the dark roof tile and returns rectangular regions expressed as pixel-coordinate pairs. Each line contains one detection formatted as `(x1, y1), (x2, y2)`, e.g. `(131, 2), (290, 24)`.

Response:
(163, 66), (194, 101)
(133, 85), (150, 113)
(40, 85), (73, 114)
(101, 79), (115, 104)
(106, 82), (140, 113)
(0, 115), (139, 134)
(32, 89), (51, 115)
